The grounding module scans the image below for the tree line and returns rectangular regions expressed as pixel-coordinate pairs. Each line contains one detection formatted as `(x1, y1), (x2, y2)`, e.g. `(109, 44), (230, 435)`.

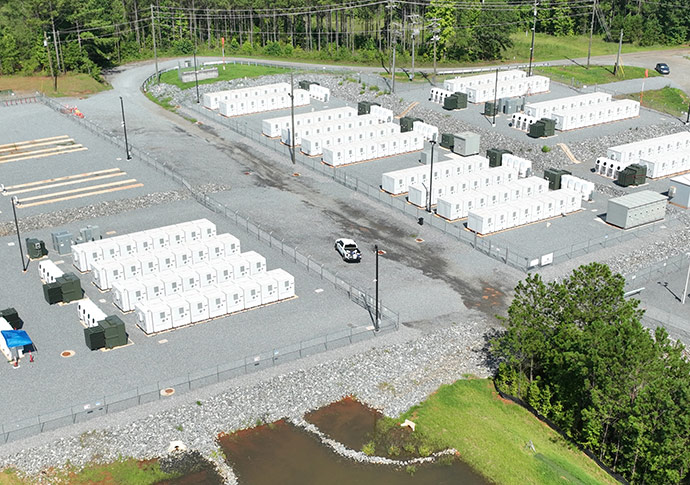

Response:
(0, 0), (688, 78)
(493, 262), (690, 484)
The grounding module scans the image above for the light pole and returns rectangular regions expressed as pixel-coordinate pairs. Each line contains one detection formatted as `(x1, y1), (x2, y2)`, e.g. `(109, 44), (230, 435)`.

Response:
(427, 140), (436, 212)
(528, 0), (538, 76)
(374, 244), (380, 331)
(193, 48), (200, 104)
(680, 253), (690, 305)
(685, 101), (690, 125)
(119, 96), (131, 160)
(289, 71), (296, 164)
(11, 196), (27, 272)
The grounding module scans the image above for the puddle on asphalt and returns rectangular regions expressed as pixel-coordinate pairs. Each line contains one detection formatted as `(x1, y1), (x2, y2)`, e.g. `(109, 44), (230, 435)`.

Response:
(304, 396), (382, 451)
(219, 419), (488, 485)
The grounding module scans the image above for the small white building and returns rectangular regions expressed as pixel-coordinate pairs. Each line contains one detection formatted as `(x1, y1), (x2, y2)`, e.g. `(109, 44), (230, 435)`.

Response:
(670, 174), (690, 208)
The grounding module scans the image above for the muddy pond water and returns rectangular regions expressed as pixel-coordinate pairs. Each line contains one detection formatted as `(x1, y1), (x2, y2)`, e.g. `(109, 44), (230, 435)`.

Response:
(219, 398), (489, 485)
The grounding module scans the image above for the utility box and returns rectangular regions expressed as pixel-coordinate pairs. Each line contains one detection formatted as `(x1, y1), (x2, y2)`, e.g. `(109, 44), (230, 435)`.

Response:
(452, 132), (480, 156)
(79, 225), (101, 242)
(440, 133), (455, 150)
(502, 97), (524, 114)
(400, 116), (423, 133)
(629, 164), (647, 185)
(51, 231), (72, 255)
(26, 238), (48, 260)
(358, 101), (380, 115)
(420, 148), (439, 165)
(84, 326), (106, 351)
(43, 282), (62, 305)
(617, 167), (636, 187)
(543, 168), (572, 190)
(669, 174), (690, 208)
(606, 190), (667, 229)
(298, 80), (314, 90)
(0, 308), (22, 329)
(540, 118), (556, 137)
(484, 101), (498, 116)
(487, 148), (512, 168)
(443, 93), (468, 110)
(56, 272), (82, 303)
(528, 121), (546, 138)
(99, 315), (127, 349)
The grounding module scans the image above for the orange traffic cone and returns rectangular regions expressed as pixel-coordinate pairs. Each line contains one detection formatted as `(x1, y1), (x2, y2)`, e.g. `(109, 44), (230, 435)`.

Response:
(29, 352), (34, 363)
(13, 358), (18, 368)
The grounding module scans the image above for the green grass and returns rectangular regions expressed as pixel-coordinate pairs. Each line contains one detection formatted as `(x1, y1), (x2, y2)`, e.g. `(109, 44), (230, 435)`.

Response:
(158, 63), (289, 89)
(400, 379), (618, 485)
(505, 33), (681, 63)
(0, 72), (110, 97)
(534, 64), (660, 86)
(1, 458), (179, 484)
(618, 86), (690, 117)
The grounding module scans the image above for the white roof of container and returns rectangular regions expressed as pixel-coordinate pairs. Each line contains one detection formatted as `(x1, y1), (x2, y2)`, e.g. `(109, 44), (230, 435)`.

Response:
(671, 174), (690, 187)
(609, 190), (667, 208)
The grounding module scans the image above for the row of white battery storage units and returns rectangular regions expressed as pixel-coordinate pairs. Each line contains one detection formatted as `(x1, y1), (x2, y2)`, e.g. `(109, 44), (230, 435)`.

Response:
(467, 189), (582, 235)
(430, 176), (548, 217)
(430, 69), (528, 104)
(90, 240), (255, 291)
(72, 219), (219, 273)
(203, 82), (291, 110)
(281, 113), (379, 146)
(408, 166), (522, 207)
(465, 76), (550, 104)
(262, 105), (393, 139)
(596, 132), (690, 179)
(381, 153), (532, 196)
(262, 106), (356, 137)
(134, 269), (295, 334)
(323, 131), (424, 166)
(219, 89), (309, 117)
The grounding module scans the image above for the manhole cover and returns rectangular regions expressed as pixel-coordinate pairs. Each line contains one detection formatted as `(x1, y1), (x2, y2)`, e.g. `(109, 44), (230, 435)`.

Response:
(377, 250), (386, 255)
(415, 238), (424, 243)
(160, 388), (175, 397)
(61, 350), (75, 358)
(292, 172), (301, 177)
(244, 171), (251, 175)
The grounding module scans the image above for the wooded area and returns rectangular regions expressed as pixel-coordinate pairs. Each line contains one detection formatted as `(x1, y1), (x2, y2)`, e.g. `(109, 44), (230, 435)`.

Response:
(0, 0), (688, 79)
(493, 262), (690, 484)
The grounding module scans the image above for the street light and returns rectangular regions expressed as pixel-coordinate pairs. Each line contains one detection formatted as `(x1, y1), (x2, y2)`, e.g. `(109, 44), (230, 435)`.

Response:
(374, 244), (380, 331)
(427, 140), (437, 212)
(682, 252), (690, 304)
(10, 196), (27, 272)
(119, 96), (131, 160)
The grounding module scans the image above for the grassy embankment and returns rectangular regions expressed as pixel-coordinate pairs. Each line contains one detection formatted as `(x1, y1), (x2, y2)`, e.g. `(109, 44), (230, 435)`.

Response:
(534, 64), (660, 85)
(158, 63), (288, 90)
(618, 86), (690, 117)
(0, 72), (110, 97)
(396, 379), (619, 485)
(0, 458), (178, 484)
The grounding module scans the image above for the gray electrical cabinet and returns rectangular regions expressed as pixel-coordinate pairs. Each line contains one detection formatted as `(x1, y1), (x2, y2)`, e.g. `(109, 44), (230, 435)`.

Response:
(606, 190), (667, 229)
(79, 225), (101, 242)
(669, 174), (690, 208)
(452, 132), (480, 156)
(51, 230), (73, 255)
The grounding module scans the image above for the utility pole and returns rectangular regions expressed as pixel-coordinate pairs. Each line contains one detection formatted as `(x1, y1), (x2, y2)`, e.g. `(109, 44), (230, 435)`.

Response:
(193, 48), (200, 104)
(289, 71), (296, 164)
(685, 101), (690, 125)
(391, 22), (401, 93)
(683, 252), (690, 304)
(10, 197), (28, 272)
(151, 4), (159, 83)
(119, 96), (132, 160)
(587, 0), (597, 69)
(374, 244), (380, 331)
(408, 14), (420, 80)
(492, 68), (499, 127)
(613, 29), (624, 76)
(429, 18), (440, 81)
(528, 0), (538, 76)
(427, 140), (436, 212)
(43, 31), (57, 92)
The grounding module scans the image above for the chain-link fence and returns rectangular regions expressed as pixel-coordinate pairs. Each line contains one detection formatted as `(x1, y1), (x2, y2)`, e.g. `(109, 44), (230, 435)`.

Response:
(3, 94), (400, 444)
(1, 322), (393, 444)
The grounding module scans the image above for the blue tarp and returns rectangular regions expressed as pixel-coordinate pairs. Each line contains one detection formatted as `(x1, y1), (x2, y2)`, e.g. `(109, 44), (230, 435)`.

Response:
(1, 330), (32, 348)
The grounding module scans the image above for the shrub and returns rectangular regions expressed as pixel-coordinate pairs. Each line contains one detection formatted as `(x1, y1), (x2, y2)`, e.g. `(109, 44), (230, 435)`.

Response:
(541, 145), (551, 153)
(362, 441), (376, 456)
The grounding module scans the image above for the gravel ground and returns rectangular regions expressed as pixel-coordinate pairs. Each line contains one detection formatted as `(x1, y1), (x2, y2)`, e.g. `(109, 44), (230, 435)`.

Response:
(0, 320), (494, 483)
(0, 184), (229, 237)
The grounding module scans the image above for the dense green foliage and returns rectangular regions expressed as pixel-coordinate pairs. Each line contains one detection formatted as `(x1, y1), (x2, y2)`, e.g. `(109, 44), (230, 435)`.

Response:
(0, 0), (688, 80)
(493, 263), (690, 484)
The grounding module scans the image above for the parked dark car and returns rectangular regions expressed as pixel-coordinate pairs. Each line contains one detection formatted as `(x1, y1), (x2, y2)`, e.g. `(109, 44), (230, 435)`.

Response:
(655, 63), (670, 75)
